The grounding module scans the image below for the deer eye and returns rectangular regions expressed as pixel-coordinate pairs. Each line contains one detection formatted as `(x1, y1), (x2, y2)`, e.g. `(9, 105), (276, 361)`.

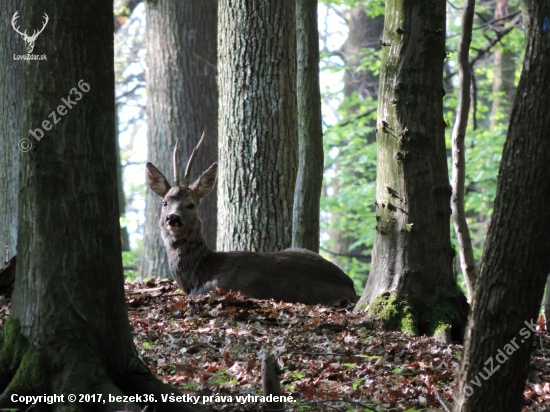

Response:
(162, 201), (168, 207)
(187, 204), (195, 210)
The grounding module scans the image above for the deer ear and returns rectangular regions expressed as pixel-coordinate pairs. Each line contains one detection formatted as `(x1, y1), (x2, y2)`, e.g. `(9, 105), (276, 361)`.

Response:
(190, 163), (218, 199)
(146, 162), (171, 197)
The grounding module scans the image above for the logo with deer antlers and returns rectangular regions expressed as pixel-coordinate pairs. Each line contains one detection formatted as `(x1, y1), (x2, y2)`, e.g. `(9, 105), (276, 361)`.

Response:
(11, 11), (49, 54)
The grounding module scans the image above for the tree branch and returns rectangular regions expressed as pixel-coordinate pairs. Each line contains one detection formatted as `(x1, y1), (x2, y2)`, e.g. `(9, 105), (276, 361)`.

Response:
(450, 0), (477, 301)
(445, 13), (522, 82)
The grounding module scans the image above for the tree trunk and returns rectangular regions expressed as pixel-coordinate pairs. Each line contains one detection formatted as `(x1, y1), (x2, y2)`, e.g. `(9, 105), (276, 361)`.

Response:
(115, 107), (130, 252)
(546, 275), (550, 327)
(292, 0), (323, 253)
(489, 0), (517, 129)
(217, 0), (298, 253)
(341, 8), (383, 101)
(0, 1), (206, 410)
(354, 0), (468, 341)
(453, 2), (550, 410)
(326, 8), (383, 271)
(0, 0), (22, 259)
(141, 0), (218, 280)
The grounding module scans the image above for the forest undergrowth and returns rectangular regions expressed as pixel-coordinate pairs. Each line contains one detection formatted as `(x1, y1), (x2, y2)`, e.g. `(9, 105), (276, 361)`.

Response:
(0, 279), (548, 411)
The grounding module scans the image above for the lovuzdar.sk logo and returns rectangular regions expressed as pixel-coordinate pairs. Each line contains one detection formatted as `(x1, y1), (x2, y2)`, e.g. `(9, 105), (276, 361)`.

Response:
(11, 10), (48, 61)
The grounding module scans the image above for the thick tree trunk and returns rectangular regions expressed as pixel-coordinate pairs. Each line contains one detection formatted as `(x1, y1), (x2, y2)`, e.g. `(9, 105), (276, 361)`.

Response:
(0, 0), (22, 259)
(546, 275), (550, 327)
(354, 0), (468, 340)
(341, 9), (383, 101)
(141, 0), (218, 280)
(217, 0), (298, 253)
(453, 2), (550, 410)
(0, 1), (206, 410)
(292, 0), (323, 253)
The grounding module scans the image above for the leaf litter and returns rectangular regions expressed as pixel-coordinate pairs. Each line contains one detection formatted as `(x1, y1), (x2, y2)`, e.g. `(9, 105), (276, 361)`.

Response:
(1, 278), (549, 411)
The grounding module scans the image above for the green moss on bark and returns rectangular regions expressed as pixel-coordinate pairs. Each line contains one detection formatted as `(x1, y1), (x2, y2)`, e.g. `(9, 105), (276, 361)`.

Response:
(368, 292), (468, 342)
(0, 317), (49, 396)
(370, 293), (419, 335)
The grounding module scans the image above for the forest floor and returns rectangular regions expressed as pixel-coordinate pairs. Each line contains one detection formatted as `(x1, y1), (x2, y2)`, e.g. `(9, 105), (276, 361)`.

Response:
(1, 279), (549, 411)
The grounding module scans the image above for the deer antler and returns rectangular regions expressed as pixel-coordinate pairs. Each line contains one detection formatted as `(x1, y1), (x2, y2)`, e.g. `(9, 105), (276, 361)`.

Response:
(11, 11), (26, 37)
(28, 13), (49, 41)
(183, 131), (206, 187)
(173, 140), (180, 186)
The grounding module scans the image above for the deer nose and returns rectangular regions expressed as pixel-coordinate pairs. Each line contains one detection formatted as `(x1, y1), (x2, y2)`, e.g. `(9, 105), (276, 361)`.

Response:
(166, 214), (183, 227)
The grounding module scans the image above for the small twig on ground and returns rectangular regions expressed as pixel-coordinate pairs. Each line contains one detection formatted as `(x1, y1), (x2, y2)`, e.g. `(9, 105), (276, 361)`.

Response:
(434, 389), (452, 412)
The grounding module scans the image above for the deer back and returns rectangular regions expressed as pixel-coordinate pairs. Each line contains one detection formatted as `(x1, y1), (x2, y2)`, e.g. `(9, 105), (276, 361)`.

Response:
(193, 249), (357, 306)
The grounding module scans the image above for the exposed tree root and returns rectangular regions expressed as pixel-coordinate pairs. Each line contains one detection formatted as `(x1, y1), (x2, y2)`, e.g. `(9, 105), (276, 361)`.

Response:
(0, 317), (209, 412)
(117, 365), (210, 412)
(366, 292), (469, 343)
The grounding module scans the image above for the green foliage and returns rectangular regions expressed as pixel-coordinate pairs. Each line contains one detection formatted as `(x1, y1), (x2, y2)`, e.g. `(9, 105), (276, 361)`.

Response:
(122, 248), (140, 280)
(319, 1), (526, 293)
(321, 93), (378, 289)
(320, 0), (385, 17)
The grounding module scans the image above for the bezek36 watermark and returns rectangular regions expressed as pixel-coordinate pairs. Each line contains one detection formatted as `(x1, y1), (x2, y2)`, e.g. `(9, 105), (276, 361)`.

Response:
(18, 80), (90, 152)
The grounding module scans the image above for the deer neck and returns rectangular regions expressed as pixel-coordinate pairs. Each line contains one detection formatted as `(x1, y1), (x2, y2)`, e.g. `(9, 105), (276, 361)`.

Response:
(164, 223), (213, 294)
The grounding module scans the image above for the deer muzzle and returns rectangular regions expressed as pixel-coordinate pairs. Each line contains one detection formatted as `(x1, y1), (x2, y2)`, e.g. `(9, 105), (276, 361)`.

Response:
(166, 214), (183, 228)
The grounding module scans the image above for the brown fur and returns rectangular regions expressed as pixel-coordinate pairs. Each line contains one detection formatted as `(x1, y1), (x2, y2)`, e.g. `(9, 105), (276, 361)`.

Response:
(146, 160), (358, 306)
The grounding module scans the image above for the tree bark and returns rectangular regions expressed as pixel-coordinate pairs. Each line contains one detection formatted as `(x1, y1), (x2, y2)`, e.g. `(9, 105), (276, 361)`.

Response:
(1, 1), (206, 410)
(292, 0), (323, 253)
(141, 0), (218, 280)
(0, 0), (22, 259)
(489, 0), (517, 129)
(341, 8), (384, 101)
(354, 0), (468, 340)
(217, 0), (298, 253)
(451, 0), (477, 301)
(453, 1), (550, 410)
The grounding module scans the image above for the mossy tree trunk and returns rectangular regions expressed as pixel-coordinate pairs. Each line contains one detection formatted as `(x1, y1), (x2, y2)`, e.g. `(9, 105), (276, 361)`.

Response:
(292, 0), (324, 253)
(217, 0), (297, 253)
(453, 1), (550, 409)
(0, 0), (22, 259)
(0, 1), (206, 410)
(354, 0), (468, 341)
(141, 0), (218, 279)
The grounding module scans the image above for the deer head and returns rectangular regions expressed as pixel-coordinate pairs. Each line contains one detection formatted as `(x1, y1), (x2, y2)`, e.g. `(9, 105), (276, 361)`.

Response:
(146, 133), (217, 245)
(11, 11), (49, 54)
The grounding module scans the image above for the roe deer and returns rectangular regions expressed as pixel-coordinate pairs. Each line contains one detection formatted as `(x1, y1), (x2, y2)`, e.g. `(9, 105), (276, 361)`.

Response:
(146, 134), (357, 306)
